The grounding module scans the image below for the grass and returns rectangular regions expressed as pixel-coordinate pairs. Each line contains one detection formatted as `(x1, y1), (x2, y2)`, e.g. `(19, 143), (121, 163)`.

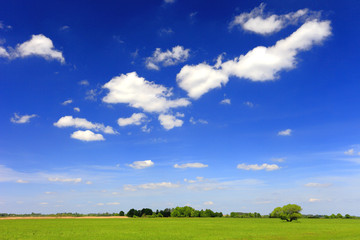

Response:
(1, 218), (359, 240)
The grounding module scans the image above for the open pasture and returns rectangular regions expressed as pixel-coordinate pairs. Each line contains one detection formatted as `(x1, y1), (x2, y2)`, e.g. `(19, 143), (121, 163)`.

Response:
(1, 218), (359, 240)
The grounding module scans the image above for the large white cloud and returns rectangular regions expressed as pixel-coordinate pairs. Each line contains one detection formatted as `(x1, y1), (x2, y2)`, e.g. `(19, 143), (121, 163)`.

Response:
(229, 3), (317, 35)
(237, 163), (280, 171)
(14, 34), (65, 63)
(128, 160), (154, 169)
(102, 72), (190, 113)
(71, 130), (105, 142)
(146, 46), (190, 70)
(124, 182), (180, 191)
(10, 113), (37, 124)
(158, 114), (183, 130)
(177, 20), (331, 99)
(118, 113), (147, 126)
(174, 163), (208, 169)
(54, 116), (116, 134)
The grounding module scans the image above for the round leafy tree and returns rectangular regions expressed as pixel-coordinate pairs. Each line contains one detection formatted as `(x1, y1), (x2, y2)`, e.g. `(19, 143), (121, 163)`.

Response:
(271, 204), (302, 222)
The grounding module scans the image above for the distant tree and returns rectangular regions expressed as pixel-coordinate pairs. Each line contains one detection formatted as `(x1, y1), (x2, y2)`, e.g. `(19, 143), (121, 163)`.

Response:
(126, 209), (136, 217)
(141, 208), (153, 216)
(160, 208), (171, 217)
(330, 214), (336, 219)
(345, 214), (351, 219)
(119, 211), (125, 216)
(336, 213), (343, 219)
(270, 204), (302, 222)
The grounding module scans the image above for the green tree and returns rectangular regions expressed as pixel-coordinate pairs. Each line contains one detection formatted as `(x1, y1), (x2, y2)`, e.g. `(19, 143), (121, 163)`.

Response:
(119, 211), (125, 216)
(336, 213), (343, 219)
(271, 204), (302, 222)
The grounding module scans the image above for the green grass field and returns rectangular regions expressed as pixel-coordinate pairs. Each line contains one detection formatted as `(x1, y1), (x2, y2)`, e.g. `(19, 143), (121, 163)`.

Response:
(1, 218), (359, 240)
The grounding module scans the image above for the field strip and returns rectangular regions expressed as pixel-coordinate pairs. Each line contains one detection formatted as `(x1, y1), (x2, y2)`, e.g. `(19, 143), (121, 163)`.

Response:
(0, 216), (129, 220)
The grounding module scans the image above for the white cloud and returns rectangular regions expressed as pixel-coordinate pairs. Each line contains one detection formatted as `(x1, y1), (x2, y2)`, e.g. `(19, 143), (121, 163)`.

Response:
(244, 101), (254, 107)
(237, 163), (280, 171)
(164, 0), (175, 3)
(0, 46), (9, 57)
(79, 80), (89, 86)
(40, 202), (48, 205)
(220, 98), (231, 105)
(74, 107), (80, 112)
(184, 177), (205, 183)
(45, 191), (55, 194)
(204, 201), (214, 205)
(62, 99), (72, 105)
(103, 72), (190, 113)
(16, 179), (29, 183)
(97, 203), (104, 206)
(230, 3), (318, 35)
(159, 28), (174, 36)
(128, 160), (154, 169)
(309, 198), (321, 203)
(189, 117), (208, 125)
(344, 148), (355, 155)
(177, 20), (331, 99)
(107, 202), (121, 205)
(271, 158), (285, 163)
(158, 114), (183, 130)
(59, 25), (70, 31)
(15, 34), (65, 63)
(174, 163), (208, 169)
(278, 129), (292, 136)
(124, 182), (180, 191)
(71, 130), (105, 142)
(10, 113), (37, 124)
(54, 116), (116, 134)
(177, 63), (228, 99)
(48, 177), (82, 183)
(305, 182), (331, 188)
(118, 113), (147, 126)
(141, 125), (151, 133)
(146, 46), (190, 70)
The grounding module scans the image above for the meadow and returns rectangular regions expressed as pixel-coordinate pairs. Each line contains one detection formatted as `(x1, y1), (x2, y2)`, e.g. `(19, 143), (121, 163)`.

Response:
(1, 218), (359, 240)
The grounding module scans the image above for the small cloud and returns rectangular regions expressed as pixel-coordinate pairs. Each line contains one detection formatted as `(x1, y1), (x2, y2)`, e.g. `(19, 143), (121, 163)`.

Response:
(159, 27), (174, 36)
(237, 163), (280, 171)
(159, 114), (183, 130)
(40, 202), (48, 205)
(71, 130), (105, 142)
(174, 163), (208, 169)
(54, 116), (116, 134)
(113, 35), (124, 44)
(79, 80), (89, 86)
(305, 183), (331, 188)
(271, 158), (285, 163)
(128, 160), (154, 169)
(48, 177), (82, 183)
(62, 99), (73, 105)
(244, 101), (254, 108)
(309, 198), (321, 203)
(59, 25), (70, 31)
(107, 202), (121, 205)
(86, 181), (93, 185)
(73, 107), (80, 112)
(85, 88), (103, 101)
(97, 203), (104, 206)
(141, 125), (151, 133)
(10, 113), (37, 124)
(118, 113), (147, 126)
(16, 179), (29, 183)
(45, 191), (55, 194)
(124, 182), (180, 191)
(189, 117), (208, 125)
(278, 129), (292, 136)
(204, 201), (214, 205)
(220, 98), (231, 105)
(146, 46), (190, 70)
(344, 148), (355, 156)
(164, 0), (175, 3)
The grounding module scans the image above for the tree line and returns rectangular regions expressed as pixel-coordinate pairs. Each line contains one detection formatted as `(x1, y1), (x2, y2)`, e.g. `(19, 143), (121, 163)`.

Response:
(125, 206), (223, 218)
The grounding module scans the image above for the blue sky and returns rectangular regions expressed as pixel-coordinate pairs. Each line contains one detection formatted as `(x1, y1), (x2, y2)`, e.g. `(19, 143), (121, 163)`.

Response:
(1, 0), (360, 215)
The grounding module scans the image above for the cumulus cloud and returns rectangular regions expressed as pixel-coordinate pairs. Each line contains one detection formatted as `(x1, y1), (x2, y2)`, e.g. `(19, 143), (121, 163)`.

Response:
(71, 130), (105, 142)
(309, 198), (321, 203)
(230, 3), (319, 35)
(14, 34), (65, 63)
(79, 80), (89, 86)
(278, 129), (292, 136)
(237, 163), (280, 171)
(146, 46), (190, 70)
(73, 107), (80, 112)
(0, 46), (9, 57)
(10, 113), (37, 124)
(54, 116), (116, 134)
(305, 182), (332, 188)
(48, 177), (82, 183)
(124, 182), (180, 191)
(103, 72), (190, 113)
(62, 99), (72, 105)
(204, 201), (214, 205)
(177, 20), (331, 99)
(220, 98), (231, 105)
(158, 114), (183, 130)
(118, 113), (147, 126)
(184, 176), (205, 183)
(189, 117), (208, 125)
(128, 160), (154, 169)
(174, 163), (208, 169)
